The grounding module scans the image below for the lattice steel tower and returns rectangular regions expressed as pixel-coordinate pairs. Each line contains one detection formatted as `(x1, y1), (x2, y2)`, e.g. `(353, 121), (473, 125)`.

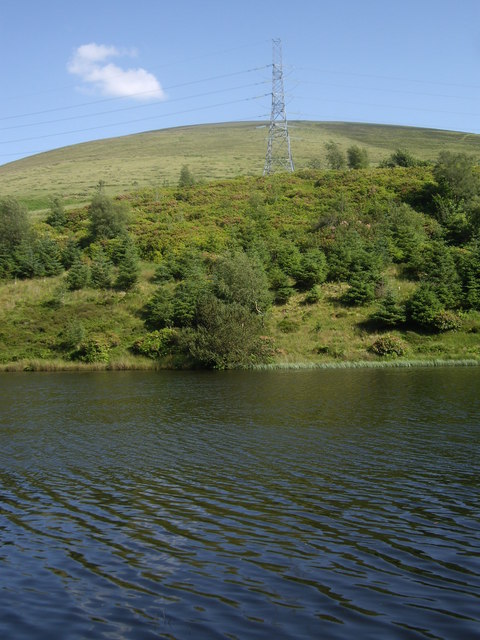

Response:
(263, 38), (294, 175)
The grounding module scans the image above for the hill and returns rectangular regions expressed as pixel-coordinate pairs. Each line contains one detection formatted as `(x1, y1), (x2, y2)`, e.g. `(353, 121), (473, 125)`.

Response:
(2, 121), (480, 210)
(1, 159), (480, 370)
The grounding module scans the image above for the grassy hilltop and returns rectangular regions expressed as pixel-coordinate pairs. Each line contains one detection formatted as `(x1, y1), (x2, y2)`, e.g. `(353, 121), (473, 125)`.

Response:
(1, 127), (480, 370)
(2, 121), (480, 210)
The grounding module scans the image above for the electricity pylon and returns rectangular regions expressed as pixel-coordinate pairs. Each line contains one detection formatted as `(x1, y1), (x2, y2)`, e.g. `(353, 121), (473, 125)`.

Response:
(263, 38), (294, 175)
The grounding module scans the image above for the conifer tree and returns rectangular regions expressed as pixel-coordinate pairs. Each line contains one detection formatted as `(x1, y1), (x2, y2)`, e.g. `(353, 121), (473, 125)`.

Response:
(115, 235), (140, 290)
(90, 248), (113, 289)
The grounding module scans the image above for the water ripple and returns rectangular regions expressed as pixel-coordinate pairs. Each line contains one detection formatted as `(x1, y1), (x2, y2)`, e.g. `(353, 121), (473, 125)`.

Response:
(1, 368), (479, 639)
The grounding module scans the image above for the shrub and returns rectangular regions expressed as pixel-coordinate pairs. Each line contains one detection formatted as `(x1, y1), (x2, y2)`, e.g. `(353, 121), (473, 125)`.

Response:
(431, 310), (461, 332)
(73, 338), (110, 363)
(213, 250), (271, 314)
(325, 141), (346, 170)
(347, 145), (369, 169)
(178, 165), (195, 188)
(381, 148), (419, 168)
(131, 329), (177, 359)
(59, 319), (86, 351)
(277, 317), (299, 333)
(369, 335), (406, 357)
(303, 286), (322, 305)
(406, 284), (443, 329)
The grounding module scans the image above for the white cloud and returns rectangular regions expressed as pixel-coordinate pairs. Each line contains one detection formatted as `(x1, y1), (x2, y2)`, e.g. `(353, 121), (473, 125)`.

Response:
(68, 43), (165, 101)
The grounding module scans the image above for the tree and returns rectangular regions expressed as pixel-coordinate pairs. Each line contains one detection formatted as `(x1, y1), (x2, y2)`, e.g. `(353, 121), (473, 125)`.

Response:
(433, 151), (480, 201)
(178, 165), (195, 188)
(381, 148), (419, 168)
(370, 291), (406, 327)
(183, 295), (266, 369)
(347, 145), (369, 169)
(293, 248), (327, 290)
(144, 286), (175, 329)
(213, 250), (272, 314)
(416, 240), (462, 308)
(325, 141), (346, 170)
(88, 192), (129, 240)
(66, 256), (90, 290)
(46, 197), (67, 229)
(0, 197), (30, 260)
(90, 248), (113, 289)
(115, 235), (140, 290)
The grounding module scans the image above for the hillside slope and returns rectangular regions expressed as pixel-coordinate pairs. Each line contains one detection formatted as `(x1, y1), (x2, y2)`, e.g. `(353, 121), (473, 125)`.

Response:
(2, 121), (480, 209)
(1, 165), (480, 370)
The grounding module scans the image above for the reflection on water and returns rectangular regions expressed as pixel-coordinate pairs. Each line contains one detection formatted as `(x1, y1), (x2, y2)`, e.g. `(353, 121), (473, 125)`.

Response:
(0, 368), (479, 639)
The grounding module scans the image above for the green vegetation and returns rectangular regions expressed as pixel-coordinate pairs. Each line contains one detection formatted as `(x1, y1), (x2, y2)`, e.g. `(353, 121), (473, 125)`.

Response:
(2, 125), (480, 370)
(2, 121), (480, 210)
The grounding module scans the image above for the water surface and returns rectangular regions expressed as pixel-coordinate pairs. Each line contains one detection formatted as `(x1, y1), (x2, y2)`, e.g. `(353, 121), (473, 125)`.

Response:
(0, 368), (479, 639)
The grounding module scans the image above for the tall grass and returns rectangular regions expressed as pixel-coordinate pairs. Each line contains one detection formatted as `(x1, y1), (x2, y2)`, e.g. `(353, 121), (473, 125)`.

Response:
(251, 359), (480, 370)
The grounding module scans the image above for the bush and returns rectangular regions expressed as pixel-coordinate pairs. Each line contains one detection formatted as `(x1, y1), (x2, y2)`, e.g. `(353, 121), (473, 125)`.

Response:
(369, 334), (406, 357)
(131, 329), (177, 359)
(431, 310), (461, 332)
(347, 145), (369, 169)
(73, 338), (110, 363)
(406, 284), (443, 329)
(277, 317), (299, 333)
(325, 141), (346, 170)
(381, 148), (419, 168)
(213, 250), (271, 314)
(303, 286), (322, 305)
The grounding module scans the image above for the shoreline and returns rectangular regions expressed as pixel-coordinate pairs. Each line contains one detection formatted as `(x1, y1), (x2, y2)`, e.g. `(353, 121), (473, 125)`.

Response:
(1, 357), (480, 372)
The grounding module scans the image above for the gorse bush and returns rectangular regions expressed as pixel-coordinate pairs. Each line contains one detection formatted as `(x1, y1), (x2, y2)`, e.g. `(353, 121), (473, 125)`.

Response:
(369, 334), (406, 357)
(131, 329), (177, 359)
(73, 338), (110, 363)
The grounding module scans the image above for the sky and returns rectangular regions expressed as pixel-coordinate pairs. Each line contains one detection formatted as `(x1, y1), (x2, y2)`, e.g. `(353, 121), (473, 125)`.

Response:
(1, 0), (480, 165)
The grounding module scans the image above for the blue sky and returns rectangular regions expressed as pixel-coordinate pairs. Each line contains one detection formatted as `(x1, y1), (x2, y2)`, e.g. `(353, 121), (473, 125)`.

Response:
(1, 0), (480, 165)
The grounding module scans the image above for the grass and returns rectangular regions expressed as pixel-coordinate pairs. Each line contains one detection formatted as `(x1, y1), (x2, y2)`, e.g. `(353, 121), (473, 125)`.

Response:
(2, 120), (480, 210)
(2, 160), (480, 370)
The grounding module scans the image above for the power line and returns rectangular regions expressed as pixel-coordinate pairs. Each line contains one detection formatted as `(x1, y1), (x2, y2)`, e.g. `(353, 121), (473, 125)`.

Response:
(3, 39), (271, 102)
(294, 96), (480, 119)
(0, 80), (269, 132)
(296, 79), (479, 102)
(0, 93), (270, 145)
(0, 65), (270, 123)
(294, 66), (480, 91)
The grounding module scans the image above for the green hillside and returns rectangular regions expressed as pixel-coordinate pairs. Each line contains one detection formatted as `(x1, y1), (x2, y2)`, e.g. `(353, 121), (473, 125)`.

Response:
(2, 121), (480, 210)
(1, 153), (480, 370)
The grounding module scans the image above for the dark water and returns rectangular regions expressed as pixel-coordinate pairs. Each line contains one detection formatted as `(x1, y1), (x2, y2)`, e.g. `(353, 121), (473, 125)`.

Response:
(0, 368), (479, 639)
